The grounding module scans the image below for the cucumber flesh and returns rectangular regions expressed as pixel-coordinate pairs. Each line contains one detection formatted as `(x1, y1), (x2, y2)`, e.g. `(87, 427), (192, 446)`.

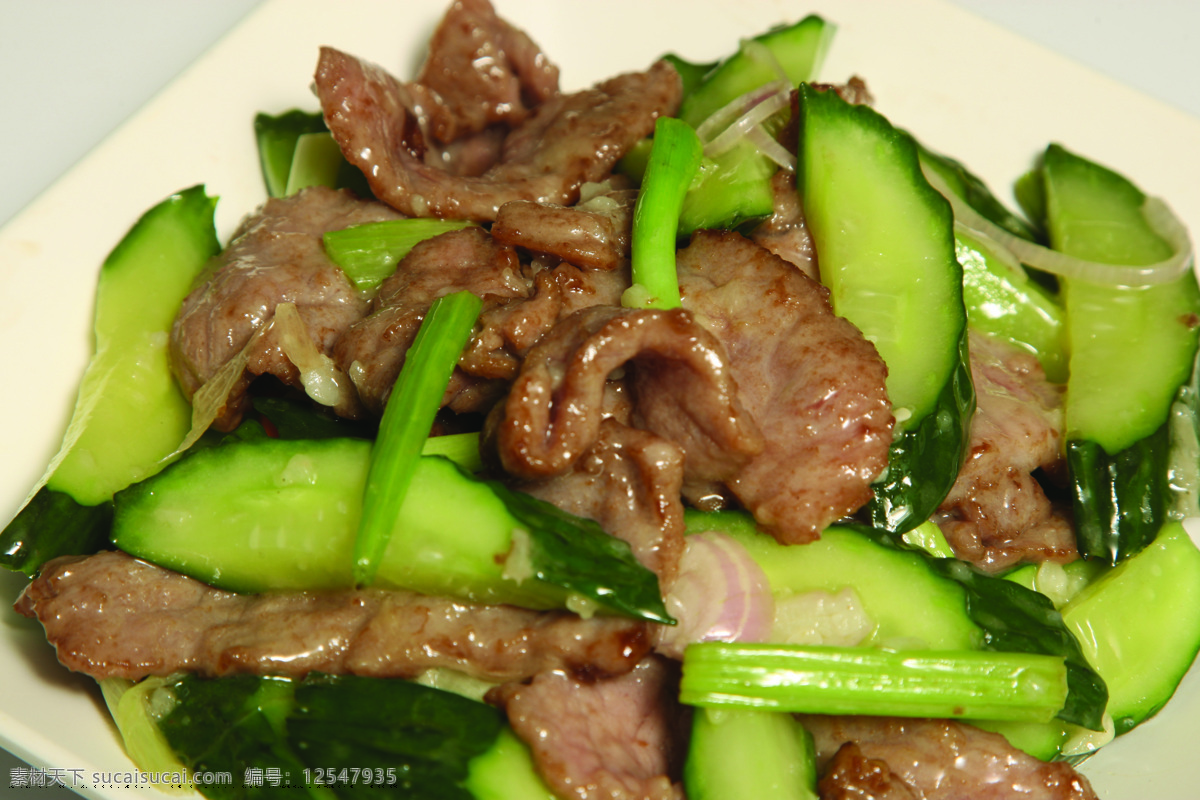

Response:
(111, 436), (669, 621)
(1041, 144), (1200, 561)
(684, 707), (817, 800)
(797, 83), (973, 533)
(44, 186), (220, 506)
(1061, 521), (1200, 735)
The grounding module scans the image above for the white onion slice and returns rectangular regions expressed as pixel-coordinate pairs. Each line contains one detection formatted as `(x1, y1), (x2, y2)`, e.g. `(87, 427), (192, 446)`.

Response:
(745, 125), (797, 170)
(695, 79), (790, 147)
(922, 164), (1195, 288)
(653, 531), (775, 660)
(703, 90), (792, 160)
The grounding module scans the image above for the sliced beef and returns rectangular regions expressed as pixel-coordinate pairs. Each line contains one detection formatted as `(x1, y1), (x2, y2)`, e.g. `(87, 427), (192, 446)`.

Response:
(491, 186), (636, 272)
(316, 46), (681, 220)
(676, 230), (893, 543)
(801, 716), (1098, 800)
(818, 743), (919, 800)
(518, 419), (686, 583)
(489, 657), (686, 800)
(169, 186), (403, 429)
(17, 551), (649, 684)
(934, 332), (1075, 572)
(750, 169), (818, 279)
(333, 226), (529, 415)
(409, 0), (560, 145)
(493, 304), (763, 482)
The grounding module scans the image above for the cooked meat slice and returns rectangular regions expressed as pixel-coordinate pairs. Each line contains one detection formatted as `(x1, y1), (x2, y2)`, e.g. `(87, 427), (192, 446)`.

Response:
(409, 0), (559, 144)
(169, 186), (402, 429)
(491, 188), (636, 272)
(316, 47), (681, 220)
(750, 169), (819, 280)
(333, 226), (529, 415)
(801, 716), (1098, 800)
(493, 305), (762, 481)
(17, 551), (650, 684)
(518, 419), (686, 583)
(489, 657), (687, 800)
(935, 332), (1076, 572)
(818, 742), (919, 800)
(676, 230), (893, 544)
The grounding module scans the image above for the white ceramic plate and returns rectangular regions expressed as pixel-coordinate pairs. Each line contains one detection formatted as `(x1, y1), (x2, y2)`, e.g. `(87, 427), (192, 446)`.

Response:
(2, 1), (1199, 798)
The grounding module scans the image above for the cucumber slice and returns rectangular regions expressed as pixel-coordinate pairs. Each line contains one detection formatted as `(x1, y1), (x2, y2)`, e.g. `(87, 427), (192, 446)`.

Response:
(684, 707), (817, 800)
(796, 83), (974, 533)
(676, 15), (834, 234)
(1040, 144), (1200, 561)
(111, 436), (670, 622)
(44, 186), (220, 506)
(956, 227), (1068, 383)
(1061, 521), (1200, 735)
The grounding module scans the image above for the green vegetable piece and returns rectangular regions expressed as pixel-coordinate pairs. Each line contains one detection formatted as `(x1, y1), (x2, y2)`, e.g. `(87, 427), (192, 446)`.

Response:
(157, 673), (502, 800)
(623, 117), (702, 310)
(465, 728), (557, 800)
(680, 643), (1070, 722)
(354, 291), (482, 586)
(662, 53), (719, 101)
(44, 185), (220, 507)
(796, 83), (974, 534)
(254, 110), (328, 198)
(676, 15), (834, 235)
(956, 227), (1068, 382)
(250, 396), (377, 442)
(684, 707), (817, 800)
(284, 132), (344, 195)
(100, 677), (193, 792)
(1039, 143), (1200, 562)
(112, 437), (670, 622)
(323, 218), (477, 292)
(1061, 521), (1200, 736)
(0, 487), (111, 576)
(685, 511), (1108, 731)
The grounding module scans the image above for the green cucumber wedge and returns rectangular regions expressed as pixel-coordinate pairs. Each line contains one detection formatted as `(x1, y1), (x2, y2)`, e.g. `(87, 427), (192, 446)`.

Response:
(796, 83), (974, 533)
(43, 186), (220, 507)
(111, 435), (670, 623)
(1039, 144), (1200, 562)
(1061, 521), (1200, 736)
(684, 707), (817, 800)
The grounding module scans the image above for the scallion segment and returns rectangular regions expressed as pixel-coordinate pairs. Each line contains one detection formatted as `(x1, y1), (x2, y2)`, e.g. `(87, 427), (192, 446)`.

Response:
(353, 290), (483, 586)
(324, 219), (477, 291)
(623, 116), (703, 310)
(680, 643), (1069, 722)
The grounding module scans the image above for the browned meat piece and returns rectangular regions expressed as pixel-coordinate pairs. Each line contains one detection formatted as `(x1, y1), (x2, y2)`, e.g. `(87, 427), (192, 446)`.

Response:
(934, 332), (1076, 572)
(493, 304), (763, 482)
(316, 46), (681, 220)
(818, 743), (918, 800)
(333, 226), (529, 415)
(17, 551), (650, 684)
(169, 186), (403, 429)
(519, 419), (686, 583)
(491, 188), (636, 272)
(676, 231), (893, 544)
(489, 657), (687, 800)
(750, 169), (818, 279)
(409, 0), (560, 144)
(801, 716), (1098, 800)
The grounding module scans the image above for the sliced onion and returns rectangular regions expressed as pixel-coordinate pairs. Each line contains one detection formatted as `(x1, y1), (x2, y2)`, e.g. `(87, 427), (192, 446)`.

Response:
(922, 164), (1195, 288)
(695, 79), (790, 147)
(653, 531), (774, 660)
(745, 125), (797, 171)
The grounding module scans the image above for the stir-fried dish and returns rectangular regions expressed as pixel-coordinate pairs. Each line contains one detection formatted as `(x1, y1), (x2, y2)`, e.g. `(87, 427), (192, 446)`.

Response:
(6, 1), (1200, 798)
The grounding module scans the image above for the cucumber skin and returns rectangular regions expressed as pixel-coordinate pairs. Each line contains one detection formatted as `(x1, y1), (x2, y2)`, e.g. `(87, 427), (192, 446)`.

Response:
(45, 186), (220, 507)
(797, 84), (974, 534)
